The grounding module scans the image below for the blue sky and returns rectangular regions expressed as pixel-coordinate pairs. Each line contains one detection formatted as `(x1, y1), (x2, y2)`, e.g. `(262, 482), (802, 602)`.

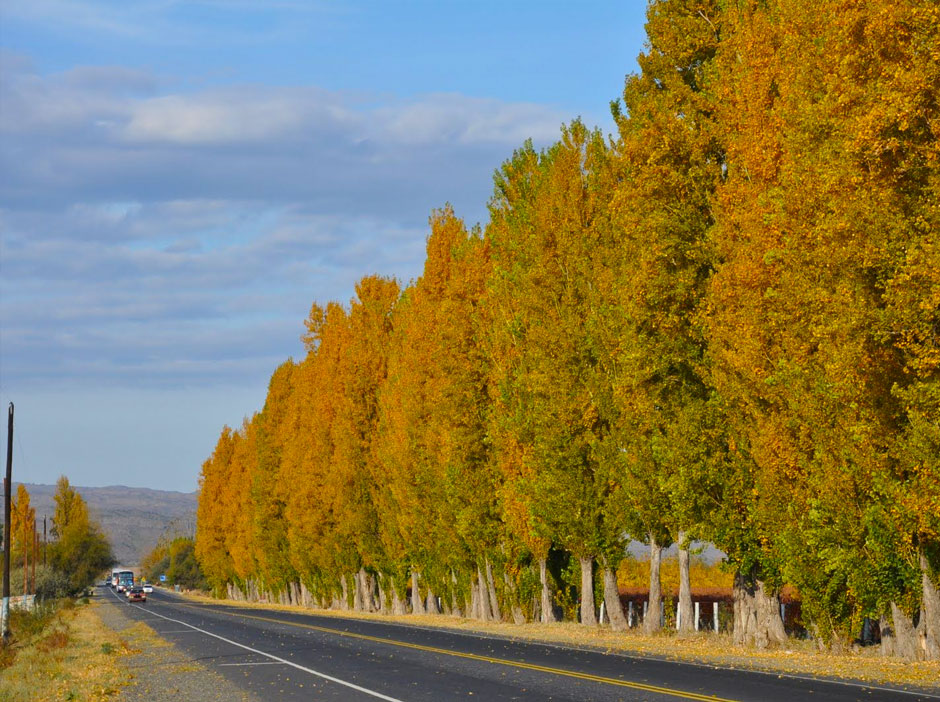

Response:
(0, 1), (649, 492)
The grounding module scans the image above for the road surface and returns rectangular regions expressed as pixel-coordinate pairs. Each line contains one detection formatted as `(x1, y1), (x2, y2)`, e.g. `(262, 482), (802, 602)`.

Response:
(101, 586), (938, 701)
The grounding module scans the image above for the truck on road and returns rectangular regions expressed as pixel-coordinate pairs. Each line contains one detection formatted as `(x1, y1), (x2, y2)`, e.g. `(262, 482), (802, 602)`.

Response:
(112, 569), (134, 592)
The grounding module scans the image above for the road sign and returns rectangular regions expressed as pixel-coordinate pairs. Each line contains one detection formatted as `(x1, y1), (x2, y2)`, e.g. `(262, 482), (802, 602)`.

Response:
(160, 574), (166, 582)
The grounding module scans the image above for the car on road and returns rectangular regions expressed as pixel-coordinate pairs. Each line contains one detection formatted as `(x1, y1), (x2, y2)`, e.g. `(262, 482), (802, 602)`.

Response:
(127, 587), (146, 603)
(143, 584), (153, 593)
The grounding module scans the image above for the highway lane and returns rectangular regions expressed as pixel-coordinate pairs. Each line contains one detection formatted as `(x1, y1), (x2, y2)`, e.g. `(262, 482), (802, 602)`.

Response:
(102, 586), (940, 701)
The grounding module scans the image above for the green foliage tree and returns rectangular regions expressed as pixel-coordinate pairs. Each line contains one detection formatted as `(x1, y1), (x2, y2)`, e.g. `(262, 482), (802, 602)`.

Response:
(48, 477), (113, 594)
(486, 121), (624, 626)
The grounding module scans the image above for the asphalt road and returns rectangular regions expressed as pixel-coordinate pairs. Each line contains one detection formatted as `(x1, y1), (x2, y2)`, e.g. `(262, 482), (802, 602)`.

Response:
(102, 586), (939, 702)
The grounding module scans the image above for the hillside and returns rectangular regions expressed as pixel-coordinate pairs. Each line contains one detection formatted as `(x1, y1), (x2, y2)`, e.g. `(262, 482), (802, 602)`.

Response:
(15, 482), (197, 566)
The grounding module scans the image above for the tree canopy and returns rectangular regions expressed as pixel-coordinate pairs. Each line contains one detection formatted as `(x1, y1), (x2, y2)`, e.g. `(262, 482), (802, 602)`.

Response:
(192, 0), (940, 657)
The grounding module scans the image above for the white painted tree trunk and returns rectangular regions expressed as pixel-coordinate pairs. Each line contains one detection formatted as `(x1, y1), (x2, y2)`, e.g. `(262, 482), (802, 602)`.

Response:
(921, 551), (940, 660)
(470, 577), (482, 620)
(378, 577), (388, 613)
(602, 565), (627, 631)
(353, 569), (366, 611)
(890, 601), (922, 660)
(732, 573), (787, 649)
(411, 570), (425, 614)
(426, 590), (441, 614)
(579, 556), (596, 626)
(339, 575), (350, 611)
(485, 559), (502, 621)
(503, 571), (526, 624)
(880, 614), (896, 657)
(477, 566), (492, 621)
(539, 558), (556, 623)
(677, 530), (693, 634)
(390, 577), (408, 615)
(645, 535), (663, 634)
(450, 571), (463, 617)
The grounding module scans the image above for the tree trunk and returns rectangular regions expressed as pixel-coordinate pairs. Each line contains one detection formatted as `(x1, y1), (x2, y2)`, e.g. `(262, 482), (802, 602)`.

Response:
(411, 570), (425, 614)
(539, 557), (556, 623)
(450, 572), (463, 617)
(485, 559), (502, 621)
(579, 556), (596, 626)
(677, 530), (693, 634)
(880, 615), (896, 657)
(339, 576), (350, 611)
(732, 573), (787, 649)
(426, 590), (441, 614)
(353, 569), (366, 611)
(890, 601), (922, 661)
(602, 564), (627, 631)
(367, 571), (379, 612)
(378, 577), (388, 613)
(921, 551), (940, 661)
(390, 577), (408, 615)
(470, 577), (482, 620)
(372, 572), (381, 612)
(645, 535), (663, 634)
(477, 566), (493, 621)
(502, 571), (526, 624)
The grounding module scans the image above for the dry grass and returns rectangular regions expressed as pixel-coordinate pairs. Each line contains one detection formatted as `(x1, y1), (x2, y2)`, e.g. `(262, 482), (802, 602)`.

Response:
(173, 587), (940, 692)
(0, 599), (129, 702)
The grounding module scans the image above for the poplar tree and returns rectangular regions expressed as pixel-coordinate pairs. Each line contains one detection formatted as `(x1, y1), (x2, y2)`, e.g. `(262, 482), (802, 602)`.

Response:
(376, 208), (491, 616)
(49, 477), (113, 593)
(701, 0), (938, 649)
(195, 428), (239, 593)
(486, 122), (619, 626)
(609, 0), (724, 634)
(251, 360), (299, 597)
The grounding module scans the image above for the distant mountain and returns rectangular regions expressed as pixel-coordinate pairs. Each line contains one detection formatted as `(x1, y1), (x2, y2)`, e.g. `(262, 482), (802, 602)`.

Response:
(14, 482), (198, 566)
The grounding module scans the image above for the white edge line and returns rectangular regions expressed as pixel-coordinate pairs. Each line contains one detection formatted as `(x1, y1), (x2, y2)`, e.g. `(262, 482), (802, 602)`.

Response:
(190, 596), (940, 701)
(106, 588), (404, 702)
(112, 589), (940, 701)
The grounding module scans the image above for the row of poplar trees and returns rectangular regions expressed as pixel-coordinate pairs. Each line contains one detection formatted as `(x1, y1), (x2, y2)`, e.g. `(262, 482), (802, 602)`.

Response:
(196, 0), (940, 657)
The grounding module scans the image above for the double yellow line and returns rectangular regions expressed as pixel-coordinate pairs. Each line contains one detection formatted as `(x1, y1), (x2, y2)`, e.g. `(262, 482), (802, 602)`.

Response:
(175, 601), (736, 701)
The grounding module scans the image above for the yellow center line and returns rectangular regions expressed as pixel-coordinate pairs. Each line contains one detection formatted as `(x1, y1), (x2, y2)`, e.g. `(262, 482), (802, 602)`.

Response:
(170, 600), (738, 702)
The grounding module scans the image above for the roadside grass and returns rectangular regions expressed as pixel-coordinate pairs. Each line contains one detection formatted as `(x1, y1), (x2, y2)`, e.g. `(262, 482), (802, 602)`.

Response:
(172, 587), (940, 692)
(0, 597), (130, 702)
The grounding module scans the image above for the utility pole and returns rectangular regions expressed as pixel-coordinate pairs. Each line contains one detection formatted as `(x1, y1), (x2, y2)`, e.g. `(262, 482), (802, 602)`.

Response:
(43, 516), (47, 566)
(22, 517), (27, 601)
(32, 527), (37, 595)
(3, 403), (13, 644)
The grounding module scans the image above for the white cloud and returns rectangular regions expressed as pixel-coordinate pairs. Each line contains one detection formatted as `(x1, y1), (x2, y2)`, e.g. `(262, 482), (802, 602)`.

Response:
(376, 93), (564, 146)
(0, 56), (573, 396)
(123, 91), (334, 144)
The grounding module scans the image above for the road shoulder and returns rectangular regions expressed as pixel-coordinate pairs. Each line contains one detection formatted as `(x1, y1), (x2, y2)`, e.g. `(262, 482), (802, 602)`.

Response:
(96, 592), (260, 702)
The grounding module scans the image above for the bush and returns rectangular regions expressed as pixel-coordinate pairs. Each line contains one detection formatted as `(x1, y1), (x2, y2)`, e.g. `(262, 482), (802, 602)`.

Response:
(34, 566), (72, 601)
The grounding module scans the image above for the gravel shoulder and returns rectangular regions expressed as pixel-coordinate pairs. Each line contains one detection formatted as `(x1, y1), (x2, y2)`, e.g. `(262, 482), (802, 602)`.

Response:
(95, 594), (260, 702)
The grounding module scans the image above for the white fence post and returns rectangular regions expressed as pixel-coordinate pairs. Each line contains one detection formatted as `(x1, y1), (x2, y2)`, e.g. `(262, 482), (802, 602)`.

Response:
(713, 601), (719, 632)
(694, 601), (700, 631)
